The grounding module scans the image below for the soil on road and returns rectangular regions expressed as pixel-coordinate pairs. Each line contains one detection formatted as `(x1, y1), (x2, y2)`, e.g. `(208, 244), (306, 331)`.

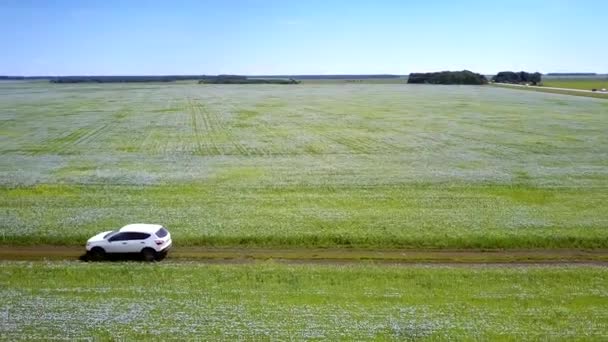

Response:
(1, 246), (607, 265)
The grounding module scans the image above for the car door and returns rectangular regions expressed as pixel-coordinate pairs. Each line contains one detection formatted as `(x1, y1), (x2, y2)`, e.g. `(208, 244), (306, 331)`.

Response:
(127, 233), (151, 253)
(106, 232), (131, 253)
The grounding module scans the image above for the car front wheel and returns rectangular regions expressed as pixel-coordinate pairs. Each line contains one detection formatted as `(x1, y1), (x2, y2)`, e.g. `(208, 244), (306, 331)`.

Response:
(88, 247), (106, 261)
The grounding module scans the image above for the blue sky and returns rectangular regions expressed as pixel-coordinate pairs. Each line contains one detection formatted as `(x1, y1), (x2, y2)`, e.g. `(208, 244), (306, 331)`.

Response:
(1, 0), (606, 75)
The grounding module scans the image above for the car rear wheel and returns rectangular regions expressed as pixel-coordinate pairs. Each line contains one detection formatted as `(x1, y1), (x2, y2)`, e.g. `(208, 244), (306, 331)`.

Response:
(141, 248), (157, 262)
(88, 247), (105, 261)
(157, 250), (168, 261)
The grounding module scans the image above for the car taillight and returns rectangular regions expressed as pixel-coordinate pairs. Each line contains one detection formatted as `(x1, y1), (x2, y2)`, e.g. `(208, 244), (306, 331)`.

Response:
(155, 239), (164, 245)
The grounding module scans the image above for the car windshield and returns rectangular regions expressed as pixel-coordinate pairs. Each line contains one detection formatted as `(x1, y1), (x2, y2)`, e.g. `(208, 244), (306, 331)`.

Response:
(103, 231), (116, 239)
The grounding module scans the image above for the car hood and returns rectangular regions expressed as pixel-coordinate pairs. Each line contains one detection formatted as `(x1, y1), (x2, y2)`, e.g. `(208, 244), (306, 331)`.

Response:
(87, 231), (114, 243)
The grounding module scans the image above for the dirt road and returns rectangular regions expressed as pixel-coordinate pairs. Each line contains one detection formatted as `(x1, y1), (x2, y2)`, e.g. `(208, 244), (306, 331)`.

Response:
(493, 82), (607, 94)
(1, 246), (607, 265)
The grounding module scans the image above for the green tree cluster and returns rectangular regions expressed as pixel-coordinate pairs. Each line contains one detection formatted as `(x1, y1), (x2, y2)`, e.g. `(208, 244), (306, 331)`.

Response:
(407, 70), (488, 85)
(492, 71), (542, 85)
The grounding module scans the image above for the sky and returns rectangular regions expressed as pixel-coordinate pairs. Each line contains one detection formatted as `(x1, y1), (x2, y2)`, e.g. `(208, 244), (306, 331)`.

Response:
(1, 0), (606, 75)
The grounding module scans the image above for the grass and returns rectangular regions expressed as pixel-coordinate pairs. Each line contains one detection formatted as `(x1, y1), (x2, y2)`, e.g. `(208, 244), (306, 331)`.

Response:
(1, 82), (608, 248)
(1, 261), (606, 340)
(542, 78), (608, 91)
(2, 183), (608, 248)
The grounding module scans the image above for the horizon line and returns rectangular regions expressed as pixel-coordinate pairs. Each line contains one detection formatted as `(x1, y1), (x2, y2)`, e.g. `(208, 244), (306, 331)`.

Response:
(2, 72), (606, 78)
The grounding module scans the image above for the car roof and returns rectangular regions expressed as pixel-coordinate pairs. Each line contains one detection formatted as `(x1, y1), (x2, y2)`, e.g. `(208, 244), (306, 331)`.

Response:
(119, 223), (164, 233)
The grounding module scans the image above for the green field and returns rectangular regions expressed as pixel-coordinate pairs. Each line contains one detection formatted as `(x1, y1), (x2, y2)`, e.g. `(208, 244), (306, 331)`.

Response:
(1, 82), (608, 248)
(1, 81), (607, 340)
(0, 261), (606, 340)
(543, 78), (608, 91)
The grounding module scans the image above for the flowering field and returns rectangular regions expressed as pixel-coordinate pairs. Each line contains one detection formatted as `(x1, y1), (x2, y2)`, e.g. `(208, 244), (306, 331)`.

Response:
(1, 262), (606, 340)
(1, 82), (607, 248)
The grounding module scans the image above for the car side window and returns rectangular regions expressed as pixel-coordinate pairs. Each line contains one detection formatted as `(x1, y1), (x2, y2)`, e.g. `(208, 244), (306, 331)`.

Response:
(109, 232), (150, 241)
(131, 233), (150, 240)
(108, 233), (128, 242)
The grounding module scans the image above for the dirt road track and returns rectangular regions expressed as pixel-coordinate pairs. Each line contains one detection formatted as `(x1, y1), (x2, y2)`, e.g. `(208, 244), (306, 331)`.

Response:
(493, 82), (604, 93)
(1, 246), (607, 265)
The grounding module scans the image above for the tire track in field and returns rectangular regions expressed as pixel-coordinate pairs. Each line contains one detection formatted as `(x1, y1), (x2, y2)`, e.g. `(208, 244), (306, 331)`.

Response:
(222, 105), (252, 156)
(35, 123), (115, 155)
(313, 129), (404, 155)
(36, 129), (90, 154)
(176, 103), (192, 153)
(218, 101), (257, 156)
(297, 105), (410, 155)
(198, 100), (224, 155)
(138, 129), (156, 153)
(31, 107), (134, 155)
(216, 99), (285, 157)
(187, 98), (206, 154)
(72, 123), (112, 146)
(0, 119), (13, 129)
(240, 98), (311, 156)
(211, 100), (282, 156)
(186, 98), (224, 155)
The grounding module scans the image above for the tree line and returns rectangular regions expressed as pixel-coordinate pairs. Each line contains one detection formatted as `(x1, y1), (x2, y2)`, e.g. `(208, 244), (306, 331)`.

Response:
(0, 74), (405, 83)
(198, 75), (300, 84)
(492, 71), (542, 85)
(49, 75), (209, 83)
(407, 70), (488, 85)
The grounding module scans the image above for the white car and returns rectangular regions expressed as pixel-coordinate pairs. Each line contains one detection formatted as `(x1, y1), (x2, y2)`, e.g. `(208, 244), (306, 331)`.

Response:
(86, 223), (172, 261)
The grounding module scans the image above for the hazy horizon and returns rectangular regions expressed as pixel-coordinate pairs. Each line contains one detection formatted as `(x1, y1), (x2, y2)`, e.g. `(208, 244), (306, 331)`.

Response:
(2, 72), (607, 78)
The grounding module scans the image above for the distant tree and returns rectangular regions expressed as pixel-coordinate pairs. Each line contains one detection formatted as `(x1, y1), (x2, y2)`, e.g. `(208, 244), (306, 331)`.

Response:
(198, 76), (300, 85)
(493, 72), (519, 83)
(407, 70), (487, 85)
(492, 71), (542, 85)
(530, 72), (542, 85)
(48, 75), (219, 83)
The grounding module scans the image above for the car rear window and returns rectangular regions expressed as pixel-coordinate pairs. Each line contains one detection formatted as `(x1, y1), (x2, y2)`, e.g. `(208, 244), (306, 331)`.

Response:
(156, 227), (168, 238)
